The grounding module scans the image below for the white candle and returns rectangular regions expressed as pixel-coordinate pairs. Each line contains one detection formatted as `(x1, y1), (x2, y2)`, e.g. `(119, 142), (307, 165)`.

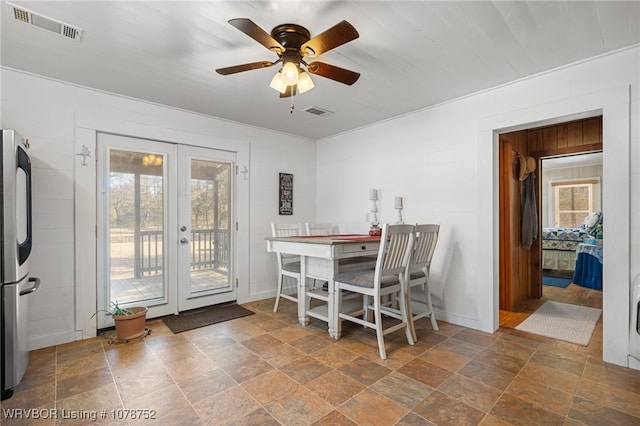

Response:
(369, 189), (378, 200)
(394, 196), (403, 208)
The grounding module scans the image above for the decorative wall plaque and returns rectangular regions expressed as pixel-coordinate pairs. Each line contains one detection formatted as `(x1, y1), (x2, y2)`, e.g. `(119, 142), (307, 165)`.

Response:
(279, 173), (293, 215)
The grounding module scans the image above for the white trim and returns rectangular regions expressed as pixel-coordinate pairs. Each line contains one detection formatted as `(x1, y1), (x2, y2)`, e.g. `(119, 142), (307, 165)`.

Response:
(75, 127), (98, 338)
(478, 85), (630, 367)
(29, 330), (84, 351)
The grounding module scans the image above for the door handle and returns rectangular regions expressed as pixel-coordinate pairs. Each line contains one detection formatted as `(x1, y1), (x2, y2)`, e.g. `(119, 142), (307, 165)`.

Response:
(180, 237), (189, 244)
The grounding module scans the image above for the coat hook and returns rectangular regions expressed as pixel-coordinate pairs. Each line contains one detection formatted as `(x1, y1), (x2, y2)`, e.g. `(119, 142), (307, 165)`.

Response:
(240, 165), (249, 180)
(76, 145), (91, 166)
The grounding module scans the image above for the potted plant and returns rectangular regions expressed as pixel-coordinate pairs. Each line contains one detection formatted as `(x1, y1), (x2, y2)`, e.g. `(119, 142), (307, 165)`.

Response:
(93, 301), (148, 340)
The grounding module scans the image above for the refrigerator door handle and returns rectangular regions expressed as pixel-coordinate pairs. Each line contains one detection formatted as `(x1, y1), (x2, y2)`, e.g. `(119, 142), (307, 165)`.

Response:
(19, 276), (40, 296)
(17, 145), (33, 265)
(636, 292), (640, 334)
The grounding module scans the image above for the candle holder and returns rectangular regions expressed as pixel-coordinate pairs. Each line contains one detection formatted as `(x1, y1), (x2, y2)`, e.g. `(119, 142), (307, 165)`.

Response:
(369, 189), (381, 236)
(395, 207), (404, 224)
(394, 196), (404, 224)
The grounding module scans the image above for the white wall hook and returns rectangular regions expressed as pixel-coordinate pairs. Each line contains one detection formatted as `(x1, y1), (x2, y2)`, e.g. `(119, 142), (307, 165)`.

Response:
(76, 145), (91, 166)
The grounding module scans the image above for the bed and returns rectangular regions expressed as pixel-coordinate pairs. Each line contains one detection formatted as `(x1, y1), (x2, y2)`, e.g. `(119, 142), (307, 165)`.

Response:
(541, 211), (602, 271)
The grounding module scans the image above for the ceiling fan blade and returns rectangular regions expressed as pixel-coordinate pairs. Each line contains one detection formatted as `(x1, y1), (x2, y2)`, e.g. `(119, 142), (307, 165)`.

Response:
(279, 85), (297, 98)
(301, 20), (359, 57)
(307, 62), (360, 85)
(216, 61), (275, 75)
(228, 18), (285, 54)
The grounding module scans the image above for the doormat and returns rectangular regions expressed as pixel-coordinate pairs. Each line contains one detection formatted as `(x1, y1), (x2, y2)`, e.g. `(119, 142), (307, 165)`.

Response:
(542, 275), (572, 288)
(515, 301), (601, 346)
(163, 303), (255, 334)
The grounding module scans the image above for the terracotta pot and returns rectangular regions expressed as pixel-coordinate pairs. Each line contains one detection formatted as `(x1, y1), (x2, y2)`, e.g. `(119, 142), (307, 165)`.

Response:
(113, 306), (148, 340)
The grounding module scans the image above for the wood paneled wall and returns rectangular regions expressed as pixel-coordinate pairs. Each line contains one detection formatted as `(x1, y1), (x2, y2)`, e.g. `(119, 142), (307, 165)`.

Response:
(499, 132), (531, 311)
(528, 116), (602, 157)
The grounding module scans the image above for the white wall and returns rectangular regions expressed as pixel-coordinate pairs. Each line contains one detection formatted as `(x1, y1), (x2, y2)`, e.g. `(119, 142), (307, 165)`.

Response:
(1, 68), (317, 349)
(317, 46), (639, 367)
(2, 46), (638, 368)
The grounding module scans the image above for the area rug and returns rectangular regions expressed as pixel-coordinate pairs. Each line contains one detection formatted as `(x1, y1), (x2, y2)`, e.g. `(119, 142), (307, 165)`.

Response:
(163, 303), (254, 333)
(542, 275), (572, 288)
(515, 301), (601, 346)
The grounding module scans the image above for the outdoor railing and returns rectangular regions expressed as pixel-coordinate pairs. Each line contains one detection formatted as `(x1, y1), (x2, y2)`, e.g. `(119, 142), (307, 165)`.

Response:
(136, 229), (229, 277)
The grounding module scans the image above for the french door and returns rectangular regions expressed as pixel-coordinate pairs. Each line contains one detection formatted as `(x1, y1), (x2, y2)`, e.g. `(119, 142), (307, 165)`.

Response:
(97, 134), (236, 324)
(177, 145), (235, 310)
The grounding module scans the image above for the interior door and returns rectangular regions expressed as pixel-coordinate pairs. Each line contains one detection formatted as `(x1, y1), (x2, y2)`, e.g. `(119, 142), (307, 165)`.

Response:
(177, 145), (236, 311)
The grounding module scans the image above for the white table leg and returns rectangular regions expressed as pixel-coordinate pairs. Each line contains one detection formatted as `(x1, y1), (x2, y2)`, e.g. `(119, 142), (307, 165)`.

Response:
(298, 255), (309, 326)
(328, 259), (340, 339)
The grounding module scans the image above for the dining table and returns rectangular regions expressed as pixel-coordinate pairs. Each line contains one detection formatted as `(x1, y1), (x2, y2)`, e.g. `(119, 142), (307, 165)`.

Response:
(265, 234), (380, 338)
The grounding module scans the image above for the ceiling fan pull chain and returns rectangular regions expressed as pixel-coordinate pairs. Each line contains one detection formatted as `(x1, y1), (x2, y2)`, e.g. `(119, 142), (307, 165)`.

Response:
(290, 92), (295, 114)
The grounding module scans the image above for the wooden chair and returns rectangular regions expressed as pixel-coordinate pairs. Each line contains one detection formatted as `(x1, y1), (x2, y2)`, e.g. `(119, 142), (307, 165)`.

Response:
(407, 224), (440, 341)
(304, 223), (338, 291)
(271, 223), (303, 313)
(333, 223), (415, 359)
(305, 223), (337, 236)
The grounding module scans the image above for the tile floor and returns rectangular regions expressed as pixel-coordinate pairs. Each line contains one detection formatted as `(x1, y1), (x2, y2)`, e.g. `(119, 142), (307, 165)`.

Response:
(3, 298), (640, 425)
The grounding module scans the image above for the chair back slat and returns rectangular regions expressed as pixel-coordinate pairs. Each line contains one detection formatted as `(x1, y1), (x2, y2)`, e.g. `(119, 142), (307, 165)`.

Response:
(272, 223), (303, 238)
(411, 224), (440, 271)
(271, 223), (303, 263)
(378, 224), (415, 278)
(305, 223), (336, 236)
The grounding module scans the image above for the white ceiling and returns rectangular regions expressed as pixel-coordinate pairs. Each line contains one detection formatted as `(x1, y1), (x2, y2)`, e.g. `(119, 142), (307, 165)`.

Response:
(1, 1), (638, 139)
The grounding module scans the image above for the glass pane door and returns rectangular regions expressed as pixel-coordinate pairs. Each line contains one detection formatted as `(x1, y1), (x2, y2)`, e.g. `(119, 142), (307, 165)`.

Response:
(97, 134), (177, 324)
(178, 145), (236, 311)
(109, 150), (166, 305)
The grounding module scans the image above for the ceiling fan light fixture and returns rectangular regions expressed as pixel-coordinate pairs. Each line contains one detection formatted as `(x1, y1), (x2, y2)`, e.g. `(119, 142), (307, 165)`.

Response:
(297, 70), (314, 93)
(269, 72), (287, 93)
(281, 61), (299, 86)
(216, 19), (360, 104)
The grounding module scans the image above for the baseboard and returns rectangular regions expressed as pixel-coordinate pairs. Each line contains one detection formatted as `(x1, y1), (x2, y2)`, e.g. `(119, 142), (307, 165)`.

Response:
(433, 309), (488, 332)
(29, 330), (83, 351)
(238, 289), (277, 304)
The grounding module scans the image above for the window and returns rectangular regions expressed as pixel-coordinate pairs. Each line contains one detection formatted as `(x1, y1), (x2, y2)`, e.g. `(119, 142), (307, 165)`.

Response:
(552, 179), (597, 227)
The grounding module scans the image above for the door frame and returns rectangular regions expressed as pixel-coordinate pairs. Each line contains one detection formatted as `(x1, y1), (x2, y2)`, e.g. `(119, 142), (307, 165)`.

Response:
(74, 120), (250, 339)
(478, 85), (630, 367)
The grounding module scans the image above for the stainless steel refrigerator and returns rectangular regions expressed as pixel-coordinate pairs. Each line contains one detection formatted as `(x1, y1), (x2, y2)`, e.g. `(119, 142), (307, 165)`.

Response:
(1, 129), (39, 400)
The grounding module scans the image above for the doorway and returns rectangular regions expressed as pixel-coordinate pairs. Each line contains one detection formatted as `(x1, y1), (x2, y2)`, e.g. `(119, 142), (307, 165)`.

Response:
(96, 133), (237, 326)
(498, 117), (603, 327)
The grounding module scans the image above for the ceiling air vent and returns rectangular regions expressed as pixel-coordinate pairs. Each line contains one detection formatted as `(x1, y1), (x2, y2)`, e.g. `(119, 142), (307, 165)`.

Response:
(7, 2), (83, 41)
(303, 106), (334, 117)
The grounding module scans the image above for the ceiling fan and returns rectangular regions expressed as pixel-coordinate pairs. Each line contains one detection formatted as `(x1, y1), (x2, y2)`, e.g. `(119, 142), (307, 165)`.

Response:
(216, 18), (360, 98)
